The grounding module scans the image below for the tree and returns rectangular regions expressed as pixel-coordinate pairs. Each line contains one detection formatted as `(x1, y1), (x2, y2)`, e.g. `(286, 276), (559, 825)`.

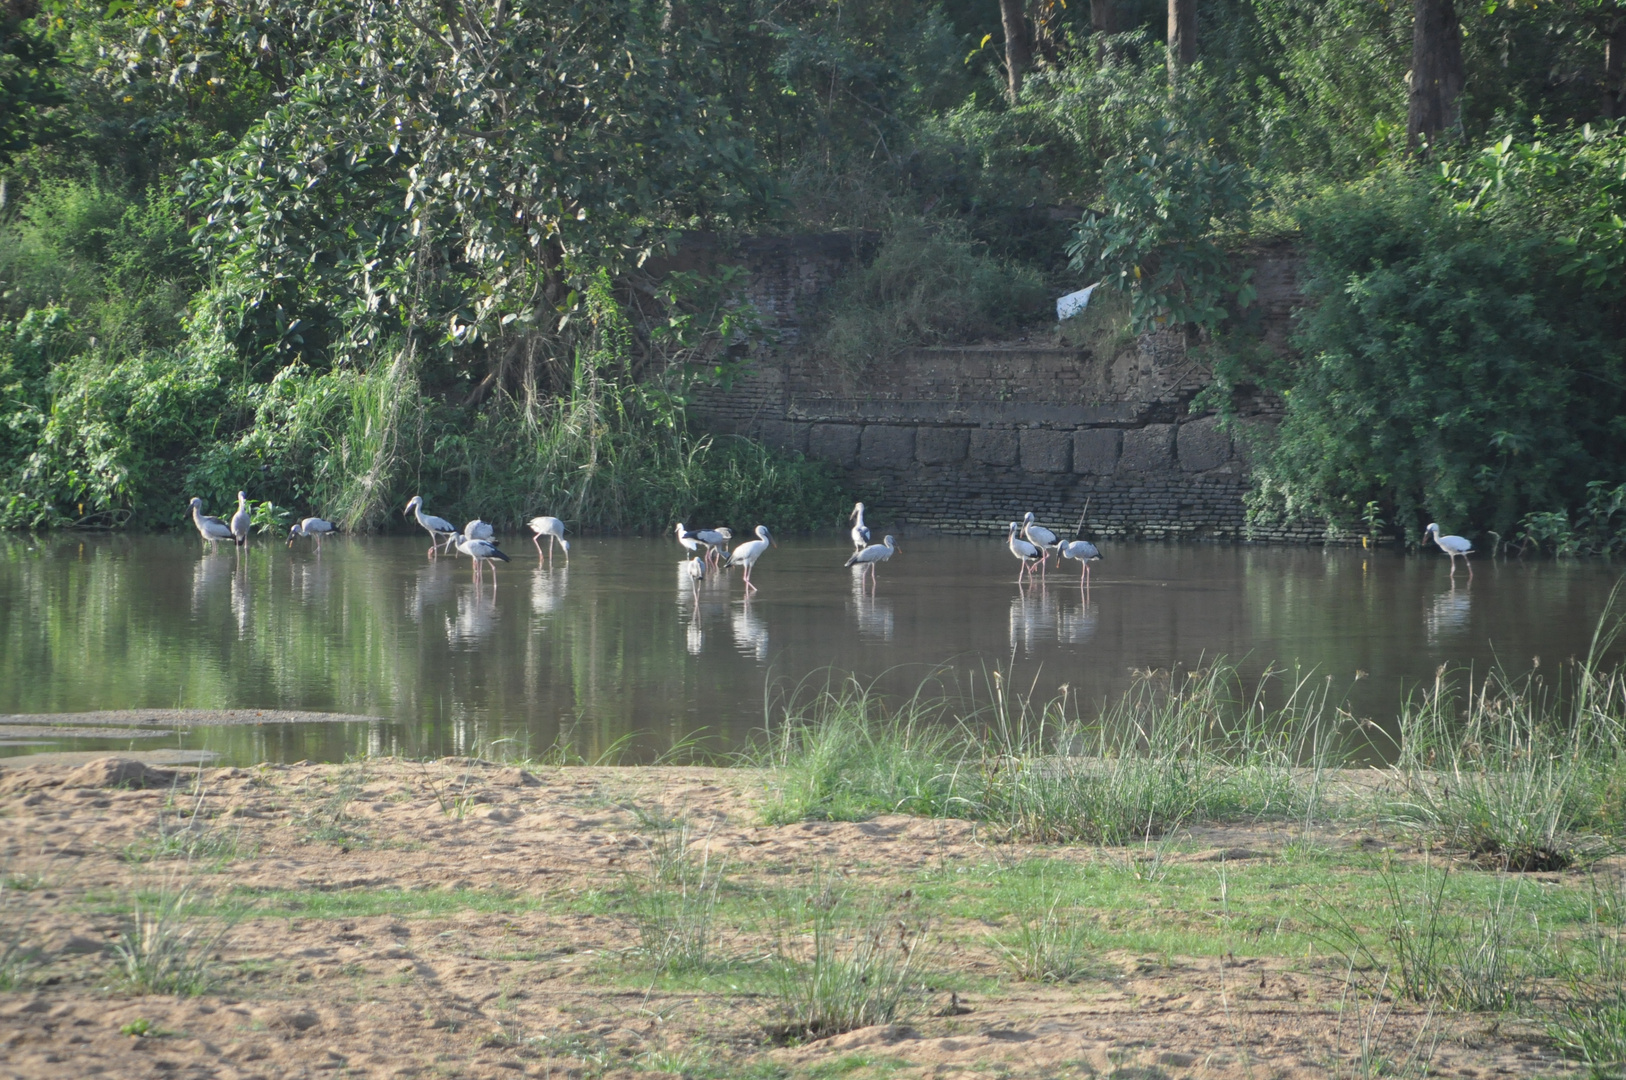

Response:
(0, 0), (64, 164)
(1091, 0), (1127, 62)
(187, 0), (770, 384)
(999, 0), (1032, 101)
(1167, 0), (1196, 82)
(1407, 0), (1465, 148)
(1092, 0), (1127, 35)
(1596, 3), (1625, 119)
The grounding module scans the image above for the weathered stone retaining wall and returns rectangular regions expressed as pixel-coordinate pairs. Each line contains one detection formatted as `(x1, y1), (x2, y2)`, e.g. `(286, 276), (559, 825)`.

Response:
(681, 236), (1324, 541)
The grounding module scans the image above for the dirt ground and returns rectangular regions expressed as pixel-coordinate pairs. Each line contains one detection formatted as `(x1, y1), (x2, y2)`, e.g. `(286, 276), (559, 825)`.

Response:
(0, 756), (1585, 1080)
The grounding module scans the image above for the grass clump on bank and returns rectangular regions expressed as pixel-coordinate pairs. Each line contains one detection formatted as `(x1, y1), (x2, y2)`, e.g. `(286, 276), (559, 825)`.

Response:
(627, 818), (729, 975)
(112, 885), (229, 997)
(764, 875), (933, 1043)
(757, 662), (1340, 843)
(758, 633), (1626, 869)
(1380, 606), (1626, 871)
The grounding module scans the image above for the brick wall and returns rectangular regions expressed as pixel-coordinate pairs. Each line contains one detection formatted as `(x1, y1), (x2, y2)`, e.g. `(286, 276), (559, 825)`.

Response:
(683, 234), (1330, 542)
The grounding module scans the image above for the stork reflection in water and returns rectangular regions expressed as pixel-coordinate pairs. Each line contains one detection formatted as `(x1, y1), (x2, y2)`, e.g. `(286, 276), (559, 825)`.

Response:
(732, 598), (769, 660)
(849, 564), (895, 641)
(1426, 582), (1471, 645)
(1009, 583), (1060, 654)
(530, 564), (568, 618)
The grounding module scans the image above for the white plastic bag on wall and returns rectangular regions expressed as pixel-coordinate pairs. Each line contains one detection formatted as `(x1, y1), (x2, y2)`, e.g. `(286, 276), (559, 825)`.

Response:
(1056, 284), (1098, 321)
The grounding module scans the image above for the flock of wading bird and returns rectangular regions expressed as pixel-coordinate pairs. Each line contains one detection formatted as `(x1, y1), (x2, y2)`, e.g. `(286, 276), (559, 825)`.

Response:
(188, 492), (1479, 595)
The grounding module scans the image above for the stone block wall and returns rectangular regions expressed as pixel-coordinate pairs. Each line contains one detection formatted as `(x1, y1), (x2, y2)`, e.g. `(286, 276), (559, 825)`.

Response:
(679, 234), (1327, 542)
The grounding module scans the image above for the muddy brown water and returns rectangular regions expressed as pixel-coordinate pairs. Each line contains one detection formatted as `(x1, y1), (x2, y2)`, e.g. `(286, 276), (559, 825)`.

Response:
(0, 533), (1618, 765)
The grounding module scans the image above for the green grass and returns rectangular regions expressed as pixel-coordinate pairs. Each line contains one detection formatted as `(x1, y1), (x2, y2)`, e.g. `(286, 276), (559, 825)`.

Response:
(626, 819), (729, 974)
(1546, 873), (1626, 1077)
(764, 875), (934, 1043)
(122, 820), (252, 868)
(757, 662), (1341, 844)
(0, 872), (39, 991)
(990, 869), (1098, 983)
(212, 886), (545, 922)
(1378, 660), (1626, 871)
(111, 885), (229, 996)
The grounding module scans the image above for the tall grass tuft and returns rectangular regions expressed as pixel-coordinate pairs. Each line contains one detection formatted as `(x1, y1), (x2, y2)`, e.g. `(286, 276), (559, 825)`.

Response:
(1383, 660), (1626, 870)
(1314, 860), (1535, 1011)
(627, 818), (727, 974)
(1547, 873), (1626, 1076)
(112, 885), (229, 996)
(0, 871), (39, 991)
(993, 871), (1095, 983)
(765, 876), (932, 1042)
(758, 676), (963, 824)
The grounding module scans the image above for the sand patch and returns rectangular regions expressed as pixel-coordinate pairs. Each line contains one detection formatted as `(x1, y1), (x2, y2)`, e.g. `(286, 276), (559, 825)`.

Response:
(0, 757), (1591, 1080)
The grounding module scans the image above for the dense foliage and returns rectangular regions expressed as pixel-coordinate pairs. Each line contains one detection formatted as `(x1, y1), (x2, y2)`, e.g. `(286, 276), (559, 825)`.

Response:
(1, 0), (1624, 543)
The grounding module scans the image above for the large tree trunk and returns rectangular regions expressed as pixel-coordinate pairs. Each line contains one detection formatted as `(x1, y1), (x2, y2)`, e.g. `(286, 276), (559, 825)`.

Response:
(999, 0), (1032, 102)
(1407, 0), (1464, 150)
(1091, 0), (1125, 34)
(1605, 15), (1626, 120)
(1092, 0), (1125, 62)
(1166, 0), (1196, 83)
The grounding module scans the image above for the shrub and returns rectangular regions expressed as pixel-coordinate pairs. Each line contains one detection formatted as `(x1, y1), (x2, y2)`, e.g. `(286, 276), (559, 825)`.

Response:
(813, 219), (1049, 370)
(1242, 170), (1626, 539)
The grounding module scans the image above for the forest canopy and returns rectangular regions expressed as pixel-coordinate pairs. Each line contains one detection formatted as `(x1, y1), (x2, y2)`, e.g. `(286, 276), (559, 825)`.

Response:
(2, 0), (1624, 545)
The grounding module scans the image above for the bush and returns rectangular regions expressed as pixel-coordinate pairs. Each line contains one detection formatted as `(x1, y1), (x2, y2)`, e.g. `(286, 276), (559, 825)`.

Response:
(813, 219), (1050, 370)
(1242, 170), (1626, 539)
(1067, 120), (1257, 333)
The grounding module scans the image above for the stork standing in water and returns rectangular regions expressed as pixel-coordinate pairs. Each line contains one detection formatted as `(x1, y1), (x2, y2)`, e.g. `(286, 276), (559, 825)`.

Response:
(849, 502), (871, 550)
(726, 526), (774, 592)
(230, 491), (252, 548)
(1059, 540), (1102, 586)
(528, 516), (569, 564)
(188, 498), (235, 550)
(404, 496), (458, 556)
(695, 527), (733, 568)
(683, 554), (706, 600)
(1426, 523), (1474, 578)
(845, 535), (898, 591)
(1007, 522), (1043, 584)
(675, 523), (710, 562)
(287, 517), (337, 550)
(455, 534), (510, 594)
(1022, 512), (1060, 576)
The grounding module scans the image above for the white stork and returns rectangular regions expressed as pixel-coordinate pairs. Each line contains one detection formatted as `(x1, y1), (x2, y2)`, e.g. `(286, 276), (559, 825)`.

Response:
(726, 526), (774, 592)
(188, 498), (235, 551)
(455, 534), (511, 593)
(675, 523), (710, 560)
(404, 496), (458, 556)
(845, 534), (898, 591)
(695, 527), (733, 568)
(528, 516), (569, 563)
(287, 517), (337, 550)
(1022, 512), (1060, 575)
(849, 502), (871, 550)
(230, 491), (252, 547)
(1007, 521), (1043, 584)
(1425, 523), (1474, 578)
(1058, 539), (1101, 586)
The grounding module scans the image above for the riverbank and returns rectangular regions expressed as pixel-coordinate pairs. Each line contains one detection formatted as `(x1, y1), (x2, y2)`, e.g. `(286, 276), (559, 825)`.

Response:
(1, 755), (1617, 1079)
